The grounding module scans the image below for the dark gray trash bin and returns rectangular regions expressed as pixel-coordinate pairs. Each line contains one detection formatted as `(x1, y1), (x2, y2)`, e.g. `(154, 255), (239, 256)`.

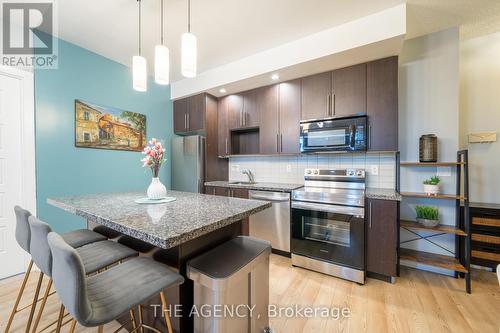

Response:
(187, 236), (272, 333)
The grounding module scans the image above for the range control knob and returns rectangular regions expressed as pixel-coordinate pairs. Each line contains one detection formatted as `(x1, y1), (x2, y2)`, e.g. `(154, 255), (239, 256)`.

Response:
(348, 170), (354, 176)
(306, 169), (312, 175)
(356, 170), (363, 176)
(313, 170), (319, 175)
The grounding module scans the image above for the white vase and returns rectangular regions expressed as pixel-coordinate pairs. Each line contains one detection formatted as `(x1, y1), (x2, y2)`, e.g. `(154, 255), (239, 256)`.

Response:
(423, 184), (440, 196)
(147, 177), (167, 199)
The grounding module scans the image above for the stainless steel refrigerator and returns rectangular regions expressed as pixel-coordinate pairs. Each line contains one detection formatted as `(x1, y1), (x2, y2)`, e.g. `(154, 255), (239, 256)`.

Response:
(171, 135), (205, 193)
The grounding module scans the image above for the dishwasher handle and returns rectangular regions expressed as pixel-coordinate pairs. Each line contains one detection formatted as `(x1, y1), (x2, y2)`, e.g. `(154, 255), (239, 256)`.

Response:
(249, 190), (290, 203)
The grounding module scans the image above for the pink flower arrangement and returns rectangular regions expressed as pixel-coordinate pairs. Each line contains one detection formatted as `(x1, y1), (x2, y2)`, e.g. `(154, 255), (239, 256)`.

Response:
(141, 138), (166, 178)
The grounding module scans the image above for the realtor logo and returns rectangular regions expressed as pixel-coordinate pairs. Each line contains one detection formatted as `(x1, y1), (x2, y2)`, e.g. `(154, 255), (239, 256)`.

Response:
(1, 1), (57, 68)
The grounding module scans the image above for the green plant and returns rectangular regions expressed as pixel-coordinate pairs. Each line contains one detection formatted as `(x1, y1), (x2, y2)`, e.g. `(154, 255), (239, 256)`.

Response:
(423, 176), (440, 185)
(415, 206), (439, 220)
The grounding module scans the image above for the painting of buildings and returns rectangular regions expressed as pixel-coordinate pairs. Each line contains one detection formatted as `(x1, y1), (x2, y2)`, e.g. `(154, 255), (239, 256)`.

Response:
(75, 100), (146, 151)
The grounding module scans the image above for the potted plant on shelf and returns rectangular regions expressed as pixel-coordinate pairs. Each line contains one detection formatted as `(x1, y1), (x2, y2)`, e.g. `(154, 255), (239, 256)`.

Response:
(141, 138), (167, 200)
(415, 205), (440, 227)
(423, 175), (440, 195)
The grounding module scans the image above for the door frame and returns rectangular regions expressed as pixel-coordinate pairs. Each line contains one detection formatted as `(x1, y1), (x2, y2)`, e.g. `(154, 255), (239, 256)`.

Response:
(0, 66), (36, 269)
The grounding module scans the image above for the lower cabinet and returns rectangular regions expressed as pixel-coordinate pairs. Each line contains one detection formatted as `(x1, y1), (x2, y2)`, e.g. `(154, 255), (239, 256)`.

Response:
(366, 198), (399, 279)
(204, 186), (249, 235)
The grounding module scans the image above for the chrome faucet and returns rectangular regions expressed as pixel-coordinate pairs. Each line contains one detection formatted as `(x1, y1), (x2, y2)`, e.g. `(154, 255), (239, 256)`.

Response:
(241, 169), (255, 183)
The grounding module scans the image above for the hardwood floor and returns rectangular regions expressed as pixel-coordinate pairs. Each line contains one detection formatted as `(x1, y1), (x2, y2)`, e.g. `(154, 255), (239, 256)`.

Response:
(1, 254), (499, 333)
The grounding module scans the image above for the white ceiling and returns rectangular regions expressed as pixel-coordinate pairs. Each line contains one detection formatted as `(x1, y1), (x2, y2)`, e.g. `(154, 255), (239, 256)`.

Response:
(54, 0), (500, 82)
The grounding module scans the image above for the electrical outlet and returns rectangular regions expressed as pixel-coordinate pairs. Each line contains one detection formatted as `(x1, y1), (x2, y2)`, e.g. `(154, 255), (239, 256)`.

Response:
(371, 165), (379, 175)
(437, 166), (452, 177)
(231, 164), (240, 172)
(286, 164), (292, 173)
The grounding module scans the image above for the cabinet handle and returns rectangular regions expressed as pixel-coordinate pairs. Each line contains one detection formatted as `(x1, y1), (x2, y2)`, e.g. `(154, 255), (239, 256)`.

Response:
(369, 202), (373, 228)
(280, 134), (283, 153)
(239, 111), (243, 127)
(369, 125), (372, 150)
(225, 137), (228, 155)
(326, 95), (330, 116)
(332, 93), (336, 115)
(184, 113), (187, 129)
(187, 113), (190, 129)
(276, 134), (279, 153)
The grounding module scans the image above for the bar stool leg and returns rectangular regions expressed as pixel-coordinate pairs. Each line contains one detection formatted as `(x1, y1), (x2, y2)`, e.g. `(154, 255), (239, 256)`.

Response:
(30, 279), (53, 333)
(137, 305), (144, 333)
(54, 305), (65, 333)
(159, 292), (174, 333)
(68, 319), (77, 333)
(25, 272), (44, 333)
(3, 260), (34, 333)
(97, 325), (104, 333)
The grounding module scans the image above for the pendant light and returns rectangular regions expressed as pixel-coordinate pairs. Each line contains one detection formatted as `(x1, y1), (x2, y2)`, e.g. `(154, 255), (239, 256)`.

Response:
(155, 0), (169, 85)
(181, 0), (197, 78)
(133, 0), (147, 92)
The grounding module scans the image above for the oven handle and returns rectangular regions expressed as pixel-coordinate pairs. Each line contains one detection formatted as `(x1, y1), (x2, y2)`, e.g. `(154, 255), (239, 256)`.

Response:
(292, 201), (364, 218)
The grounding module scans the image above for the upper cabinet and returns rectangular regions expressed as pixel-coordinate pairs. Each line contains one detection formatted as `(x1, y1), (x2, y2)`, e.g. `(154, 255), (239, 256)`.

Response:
(301, 72), (331, 120)
(331, 63), (366, 117)
(279, 79), (301, 154)
(366, 56), (398, 151)
(242, 89), (260, 128)
(173, 93), (208, 134)
(258, 85), (280, 154)
(301, 63), (367, 120)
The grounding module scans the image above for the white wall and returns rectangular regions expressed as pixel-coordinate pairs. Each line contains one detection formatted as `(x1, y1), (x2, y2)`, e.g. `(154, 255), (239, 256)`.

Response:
(229, 153), (396, 189)
(398, 28), (460, 274)
(460, 30), (500, 204)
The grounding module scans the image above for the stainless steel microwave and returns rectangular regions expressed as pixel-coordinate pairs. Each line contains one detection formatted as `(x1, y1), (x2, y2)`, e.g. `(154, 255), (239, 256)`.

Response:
(299, 115), (367, 153)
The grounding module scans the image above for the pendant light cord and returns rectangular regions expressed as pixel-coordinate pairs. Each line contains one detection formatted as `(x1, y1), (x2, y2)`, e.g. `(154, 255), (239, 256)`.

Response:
(160, 0), (164, 45)
(187, 0), (191, 33)
(138, 0), (142, 55)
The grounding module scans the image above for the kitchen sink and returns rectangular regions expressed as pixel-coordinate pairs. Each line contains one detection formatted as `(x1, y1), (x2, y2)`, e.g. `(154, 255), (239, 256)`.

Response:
(228, 181), (256, 185)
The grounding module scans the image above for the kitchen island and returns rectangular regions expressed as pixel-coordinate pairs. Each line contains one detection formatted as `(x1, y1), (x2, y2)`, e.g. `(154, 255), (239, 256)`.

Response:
(48, 190), (271, 333)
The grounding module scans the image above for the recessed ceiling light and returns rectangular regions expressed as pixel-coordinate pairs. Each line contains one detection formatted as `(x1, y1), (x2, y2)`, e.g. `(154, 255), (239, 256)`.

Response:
(219, 88), (226, 93)
(271, 73), (279, 81)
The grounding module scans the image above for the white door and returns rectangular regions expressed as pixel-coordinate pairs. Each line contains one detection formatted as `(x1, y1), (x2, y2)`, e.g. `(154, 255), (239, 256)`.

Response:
(0, 67), (35, 279)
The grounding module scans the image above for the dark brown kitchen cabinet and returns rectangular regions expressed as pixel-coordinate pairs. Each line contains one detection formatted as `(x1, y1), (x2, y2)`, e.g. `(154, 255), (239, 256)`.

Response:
(367, 56), (398, 151)
(217, 97), (230, 157)
(258, 85), (280, 154)
(204, 186), (228, 196)
(205, 95), (228, 182)
(331, 63), (366, 117)
(301, 72), (331, 120)
(173, 99), (188, 133)
(204, 186), (249, 235)
(279, 79), (301, 154)
(173, 93), (208, 134)
(242, 89), (260, 128)
(366, 198), (399, 279)
(227, 94), (244, 130)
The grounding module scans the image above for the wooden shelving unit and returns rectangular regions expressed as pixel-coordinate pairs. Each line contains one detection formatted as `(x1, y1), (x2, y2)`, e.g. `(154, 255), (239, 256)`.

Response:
(400, 219), (467, 236)
(397, 150), (471, 293)
(399, 248), (468, 273)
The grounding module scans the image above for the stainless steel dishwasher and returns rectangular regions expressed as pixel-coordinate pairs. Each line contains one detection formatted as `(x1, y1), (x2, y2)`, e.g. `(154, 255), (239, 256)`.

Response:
(249, 190), (291, 253)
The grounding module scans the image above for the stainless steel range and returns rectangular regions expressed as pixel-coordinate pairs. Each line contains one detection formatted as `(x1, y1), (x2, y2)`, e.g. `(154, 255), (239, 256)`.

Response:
(291, 168), (365, 284)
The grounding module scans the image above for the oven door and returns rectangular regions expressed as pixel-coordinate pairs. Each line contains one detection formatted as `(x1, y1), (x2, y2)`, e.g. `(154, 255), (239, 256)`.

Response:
(291, 201), (365, 270)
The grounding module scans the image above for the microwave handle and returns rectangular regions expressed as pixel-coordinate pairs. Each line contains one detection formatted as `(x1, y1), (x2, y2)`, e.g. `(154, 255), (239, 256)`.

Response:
(349, 125), (356, 149)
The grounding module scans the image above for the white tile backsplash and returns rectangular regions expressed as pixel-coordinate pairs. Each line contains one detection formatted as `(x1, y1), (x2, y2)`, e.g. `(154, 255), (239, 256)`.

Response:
(229, 152), (397, 189)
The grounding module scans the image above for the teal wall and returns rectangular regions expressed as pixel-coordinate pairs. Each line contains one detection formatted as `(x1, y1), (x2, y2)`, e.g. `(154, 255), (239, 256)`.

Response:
(35, 37), (174, 233)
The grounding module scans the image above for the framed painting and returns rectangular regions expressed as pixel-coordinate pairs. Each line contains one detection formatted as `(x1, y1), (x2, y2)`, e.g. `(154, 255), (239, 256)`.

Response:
(75, 99), (146, 152)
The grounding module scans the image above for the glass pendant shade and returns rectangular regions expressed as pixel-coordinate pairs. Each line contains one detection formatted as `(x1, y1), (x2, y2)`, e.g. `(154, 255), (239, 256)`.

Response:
(181, 32), (197, 78)
(133, 55), (147, 92)
(154, 45), (170, 85)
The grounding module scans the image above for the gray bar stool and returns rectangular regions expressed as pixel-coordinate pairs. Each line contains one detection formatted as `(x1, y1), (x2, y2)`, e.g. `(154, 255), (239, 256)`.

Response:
(4, 206), (110, 333)
(47, 232), (184, 333)
(28, 216), (139, 333)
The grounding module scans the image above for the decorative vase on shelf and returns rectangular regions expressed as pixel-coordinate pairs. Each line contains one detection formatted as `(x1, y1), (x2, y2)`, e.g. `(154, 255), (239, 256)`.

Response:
(147, 177), (167, 199)
(423, 184), (440, 196)
(417, 218), (440, 228)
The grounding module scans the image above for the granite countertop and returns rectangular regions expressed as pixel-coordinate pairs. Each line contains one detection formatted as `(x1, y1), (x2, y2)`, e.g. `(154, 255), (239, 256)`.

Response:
(48, 191), (271, 249)
(366, 188), (401, 201)
(204, 181), (303, 192)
